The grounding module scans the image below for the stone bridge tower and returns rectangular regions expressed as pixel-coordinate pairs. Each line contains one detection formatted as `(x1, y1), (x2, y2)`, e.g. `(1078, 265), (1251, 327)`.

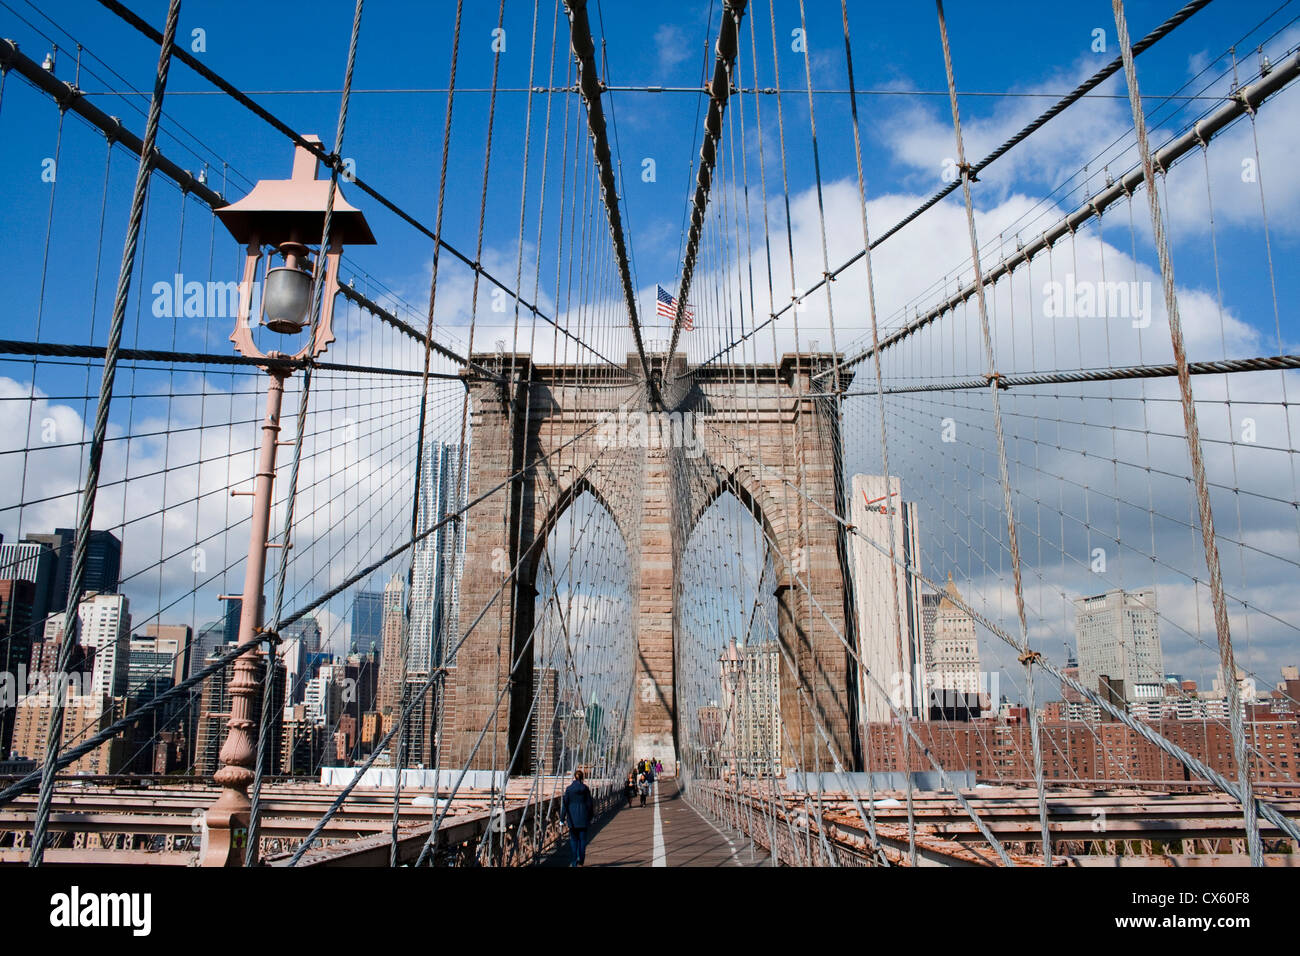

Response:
(442, 351), (856, 776)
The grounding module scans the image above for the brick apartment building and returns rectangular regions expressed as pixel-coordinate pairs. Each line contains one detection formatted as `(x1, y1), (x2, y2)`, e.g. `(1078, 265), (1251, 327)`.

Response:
(864, 715), (1300, 795)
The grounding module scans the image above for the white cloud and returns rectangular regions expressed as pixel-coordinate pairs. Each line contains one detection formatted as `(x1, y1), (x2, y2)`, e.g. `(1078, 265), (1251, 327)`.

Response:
(653, 24), (693, 73)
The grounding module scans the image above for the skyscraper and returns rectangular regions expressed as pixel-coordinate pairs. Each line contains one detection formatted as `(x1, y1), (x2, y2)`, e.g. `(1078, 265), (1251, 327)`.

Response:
(1074, 587), (1162, 703)
(189, 619), (226, 678)
(0, 578), (37, 758)
(735, 639), (781, 776)
(532, 666), (561, 773)
(280, 615), (323, 704)
(926, 574), (982, 717)
(44, 592), (131, 699)
(25, 528), (121, 612)
(376, 573), (406, 718)
(848, 474), (926, 721)
(222, 596), (242, 646)
(351, 589), (384, 658)
(0, 537), (56, 621)
(408, 442), (466, 673)
(128, 624), (192, 692)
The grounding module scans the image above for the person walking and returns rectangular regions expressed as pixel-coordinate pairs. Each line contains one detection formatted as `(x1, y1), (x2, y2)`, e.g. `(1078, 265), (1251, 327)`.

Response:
(624, 772), (637, 808)
(562, 769), (595, 867)
(638, 770), (649, 808)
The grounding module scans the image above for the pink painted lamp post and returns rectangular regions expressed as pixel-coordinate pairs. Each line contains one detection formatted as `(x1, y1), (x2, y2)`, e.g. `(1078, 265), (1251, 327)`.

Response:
(201, 137), (373, 866)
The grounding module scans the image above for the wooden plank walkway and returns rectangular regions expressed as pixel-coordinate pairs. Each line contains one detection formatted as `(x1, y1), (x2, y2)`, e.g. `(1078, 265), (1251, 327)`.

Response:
(541, 778), (768, 868)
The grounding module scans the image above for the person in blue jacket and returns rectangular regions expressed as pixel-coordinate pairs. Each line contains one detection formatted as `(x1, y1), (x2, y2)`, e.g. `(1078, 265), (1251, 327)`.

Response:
(561, 769), (595, 867)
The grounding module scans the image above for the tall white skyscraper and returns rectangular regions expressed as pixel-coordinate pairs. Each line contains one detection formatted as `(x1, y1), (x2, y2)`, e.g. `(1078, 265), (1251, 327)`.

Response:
(848, 474), (926, 721)
(1074, 587), (1162, 702)
(736, 639), (781, 775)
(408, 442), (466, 673)
(926, 574), (982, 706)
(44, 592), (131, 699)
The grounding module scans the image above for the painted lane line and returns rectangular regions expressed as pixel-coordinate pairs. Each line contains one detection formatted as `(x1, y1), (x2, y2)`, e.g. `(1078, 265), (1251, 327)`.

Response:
(652, 782), (666, 867)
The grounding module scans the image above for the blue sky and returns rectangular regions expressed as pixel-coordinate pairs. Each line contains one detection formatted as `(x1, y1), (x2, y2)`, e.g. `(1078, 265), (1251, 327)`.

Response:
(1, 0), (1298, 701)
(4, 0), (1295, 349)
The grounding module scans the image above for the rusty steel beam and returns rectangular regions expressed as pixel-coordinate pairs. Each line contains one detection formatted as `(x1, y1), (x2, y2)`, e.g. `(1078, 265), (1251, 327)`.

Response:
(0, 780), (609, 866)
(693, 781), (1300, 866)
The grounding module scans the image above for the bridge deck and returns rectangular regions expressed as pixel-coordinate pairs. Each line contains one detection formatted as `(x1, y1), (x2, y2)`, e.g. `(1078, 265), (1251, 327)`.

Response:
(543, 778), (766, 868)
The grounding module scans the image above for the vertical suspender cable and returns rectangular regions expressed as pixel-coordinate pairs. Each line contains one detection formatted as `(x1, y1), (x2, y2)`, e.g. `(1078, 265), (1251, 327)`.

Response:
(247, 0), (366, 866)
(1110, 0), (1262, 867)
(29, 0), (183, 868)
(935, 0), (1051, 865)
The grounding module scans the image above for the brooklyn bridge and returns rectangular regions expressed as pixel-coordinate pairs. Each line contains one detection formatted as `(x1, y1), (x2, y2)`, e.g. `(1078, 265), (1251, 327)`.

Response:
(0, 0), (1298, 871)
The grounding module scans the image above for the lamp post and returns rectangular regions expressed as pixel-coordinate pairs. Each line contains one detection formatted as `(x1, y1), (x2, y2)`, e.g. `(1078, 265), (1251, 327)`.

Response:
(201, 137), (373, 866)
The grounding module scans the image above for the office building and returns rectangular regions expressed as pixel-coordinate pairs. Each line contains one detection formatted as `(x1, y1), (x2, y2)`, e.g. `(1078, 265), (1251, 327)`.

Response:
(43, 592), (131, 700)
(344, 648), (377, 716)
(925, 574), (982, 717)
(351, 589), (384, 659)
(0, 579), (38, 757)
(304, 670), (343, 727)
(128, 624), (191, 692)
(736, 639), (782, 776)
(532, 666), (561, 773)
(10, 693), (126, 773)
(376, 573), (406, 716)
(408, 442), (466, 673)
(189, 620), (226, 678)
(1074, 588), (1162, 703)
(25, 528), (121, 612)
(848, 474), (926, 720)
(281, 615), (323, 703)
(0, 538), (56, 621)
(281, 704), (326, 775)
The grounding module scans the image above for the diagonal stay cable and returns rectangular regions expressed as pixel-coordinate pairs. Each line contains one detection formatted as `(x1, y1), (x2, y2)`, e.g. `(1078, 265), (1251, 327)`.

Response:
(93, 0), (625, 373)
(246, 0), (367, 866)
(1111, 0), (1262, 867)
(822, 46), (1300, 380)
(563, 0), (659, 406)
(695, 0), (1216, 372)
(666, 0), (747, 365)
(0, 412), (613, 813)
(28, 0), (182, 867)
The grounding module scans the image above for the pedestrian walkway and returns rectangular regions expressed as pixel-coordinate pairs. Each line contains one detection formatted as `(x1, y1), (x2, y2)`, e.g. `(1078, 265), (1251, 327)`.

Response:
(542, 778), (767, 867)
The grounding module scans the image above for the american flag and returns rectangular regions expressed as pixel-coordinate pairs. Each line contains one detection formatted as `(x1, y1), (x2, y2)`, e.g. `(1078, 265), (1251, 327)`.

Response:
(656, 284), (693, 331)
